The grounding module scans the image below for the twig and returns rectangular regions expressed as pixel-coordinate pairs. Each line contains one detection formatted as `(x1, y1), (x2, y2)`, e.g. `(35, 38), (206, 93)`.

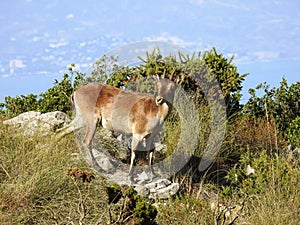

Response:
(0, 159), (11, 179)
(197, 163), (213, 199)
(94, 208), (108, 225)
(72, 177), (86, 225)
(264, 102), (273, 153)
(115, 197), (127, 224)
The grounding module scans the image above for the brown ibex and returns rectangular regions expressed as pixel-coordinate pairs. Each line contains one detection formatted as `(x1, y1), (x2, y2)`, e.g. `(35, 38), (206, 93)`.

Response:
(56, 74), (176, 180)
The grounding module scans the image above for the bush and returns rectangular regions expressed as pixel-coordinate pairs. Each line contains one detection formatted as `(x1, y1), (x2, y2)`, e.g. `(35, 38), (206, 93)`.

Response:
(87, 48), (247, 116)
(0, 72), (83, 117)
(220, 150), (300, 224)
(0, 94), (39, 116)
(106, 185), (158, 224)
(225, 150), (300, 196)
(243, 78), (300, 138)
(287, 116), (300, 149)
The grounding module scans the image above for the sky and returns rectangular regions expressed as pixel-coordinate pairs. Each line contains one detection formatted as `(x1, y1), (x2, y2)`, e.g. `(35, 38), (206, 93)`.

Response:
(0, 0), (299, 103)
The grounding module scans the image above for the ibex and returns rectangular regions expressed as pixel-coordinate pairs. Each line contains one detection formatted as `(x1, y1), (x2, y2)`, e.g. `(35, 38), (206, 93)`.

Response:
(56, 74), (176, 180)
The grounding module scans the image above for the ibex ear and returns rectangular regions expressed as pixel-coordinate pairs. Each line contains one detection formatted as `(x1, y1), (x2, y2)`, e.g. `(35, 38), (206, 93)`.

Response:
(155, 96), (164, 106)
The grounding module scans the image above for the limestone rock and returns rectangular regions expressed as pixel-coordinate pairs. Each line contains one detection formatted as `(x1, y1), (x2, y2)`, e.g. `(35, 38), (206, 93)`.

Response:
(153, 183), (180, 199)
(135, 178), (180, 200)
(92, 149), (117, 172)
(3, 111), (41, 128)
(134, 185), (150, 197)
(144, 179), (172, 192)
(3, 111), (70, 136)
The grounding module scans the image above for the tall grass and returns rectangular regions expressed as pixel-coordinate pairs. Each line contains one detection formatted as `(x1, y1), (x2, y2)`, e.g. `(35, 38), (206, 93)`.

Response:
(0, 116), (109, 224)
(1, 111), (300, 224)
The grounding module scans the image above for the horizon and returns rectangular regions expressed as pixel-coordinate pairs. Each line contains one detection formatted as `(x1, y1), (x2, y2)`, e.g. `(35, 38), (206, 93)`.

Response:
(1, 0), (299, 103)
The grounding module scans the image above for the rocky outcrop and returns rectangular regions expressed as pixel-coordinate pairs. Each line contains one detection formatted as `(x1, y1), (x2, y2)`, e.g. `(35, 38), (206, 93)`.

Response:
(135, 179), (180, 200)
(91, 148), (180, 200)
(3, 111), (70, 136)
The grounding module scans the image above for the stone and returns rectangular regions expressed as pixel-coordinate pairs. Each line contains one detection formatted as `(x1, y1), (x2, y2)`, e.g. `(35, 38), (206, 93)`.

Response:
(3, 111), (70, 136)
(150, 183), (180, 199)
(134, 179), (180, 200)
(246, 164), (255, 175)
(154, 142), (167, 152)
(135, 185), (150, 197)
(136, 171), (150, 184)
(144, 179), (172, 192)
(3, 111), (41, 128)
(92, 149), (117, 172)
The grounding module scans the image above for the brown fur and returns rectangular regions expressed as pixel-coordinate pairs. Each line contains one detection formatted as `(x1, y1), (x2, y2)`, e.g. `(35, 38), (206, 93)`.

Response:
(56, 78), (175, 180)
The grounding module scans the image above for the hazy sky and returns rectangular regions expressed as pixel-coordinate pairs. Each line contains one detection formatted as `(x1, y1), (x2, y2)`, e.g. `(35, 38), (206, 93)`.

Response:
(1, 0), (299, 102)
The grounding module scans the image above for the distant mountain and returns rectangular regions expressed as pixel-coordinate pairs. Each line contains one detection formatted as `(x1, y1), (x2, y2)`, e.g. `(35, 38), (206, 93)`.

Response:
(0, 35), (131, 78)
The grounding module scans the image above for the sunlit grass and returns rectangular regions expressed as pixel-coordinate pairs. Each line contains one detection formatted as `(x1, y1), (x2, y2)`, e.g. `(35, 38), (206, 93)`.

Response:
(0, 116), (108, 224)
(1, 113), (300, 224)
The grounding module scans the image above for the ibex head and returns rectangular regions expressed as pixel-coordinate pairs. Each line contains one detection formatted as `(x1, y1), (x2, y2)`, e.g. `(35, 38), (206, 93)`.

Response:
(155, 69), (176, 106)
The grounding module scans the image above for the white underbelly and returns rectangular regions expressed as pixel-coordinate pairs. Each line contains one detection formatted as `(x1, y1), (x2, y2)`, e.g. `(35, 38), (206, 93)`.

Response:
(101, 117), (132, 135)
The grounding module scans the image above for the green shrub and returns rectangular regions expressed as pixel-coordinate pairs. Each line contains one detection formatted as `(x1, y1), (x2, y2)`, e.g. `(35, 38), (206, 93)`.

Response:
(0, 72), (83, 117)
(225, 150), (300, 196)
(134, 200), (158, 224)
(107, 185), (158, 224)
(0, 94), (39, 116)
(287, 116), (300, 149)
(244, 78), (300, 138)
(106, 183), (122, 204)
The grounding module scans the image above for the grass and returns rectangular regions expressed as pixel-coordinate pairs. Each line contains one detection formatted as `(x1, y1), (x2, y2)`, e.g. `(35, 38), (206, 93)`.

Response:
(156, 196), (214, 224)
(1, 113), (300, 224)
(0, 116), (109, 224)
(246, 192), (300, 224)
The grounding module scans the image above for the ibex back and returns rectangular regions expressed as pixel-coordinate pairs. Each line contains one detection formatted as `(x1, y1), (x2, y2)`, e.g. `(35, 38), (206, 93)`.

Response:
(57, 77), (176, 180)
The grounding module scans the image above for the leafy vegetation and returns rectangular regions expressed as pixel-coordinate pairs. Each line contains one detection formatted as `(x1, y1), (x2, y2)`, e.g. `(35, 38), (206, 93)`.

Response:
(244, 78), (300, 136)
(287, 116), (300, 149)
(0, 47), (299, 224)
(0, 70), (83, 117)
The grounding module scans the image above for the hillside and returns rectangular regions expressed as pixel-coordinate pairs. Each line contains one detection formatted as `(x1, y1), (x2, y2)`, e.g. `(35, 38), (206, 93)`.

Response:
(1, 50), (300, 224)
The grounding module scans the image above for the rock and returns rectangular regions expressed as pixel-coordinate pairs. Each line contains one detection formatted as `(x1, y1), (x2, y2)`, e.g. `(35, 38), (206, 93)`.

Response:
(144, 179), (171, 192)
(150, 182), (180, 199)
(3, 111), (70, 136)
(136, 171), (150, 184)
(246, 164), (255, 175)
(90, 147), (180, 200)
(134, 178), (180, 200)
(92, 130), (129, 162)
(210, 201), (245, 225)
(135, 185), (150, 197)
(92, 149), (117, 172)
(154, 142), (167, 152)
(3, 111), (41, 127)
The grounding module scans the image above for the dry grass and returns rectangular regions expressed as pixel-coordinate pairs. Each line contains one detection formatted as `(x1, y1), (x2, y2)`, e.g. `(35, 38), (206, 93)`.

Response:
(156, 196), (214, 225)
(246, 192), (300, 225)
(1, 113), (300, 225)
(0, 116), (109, 224)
